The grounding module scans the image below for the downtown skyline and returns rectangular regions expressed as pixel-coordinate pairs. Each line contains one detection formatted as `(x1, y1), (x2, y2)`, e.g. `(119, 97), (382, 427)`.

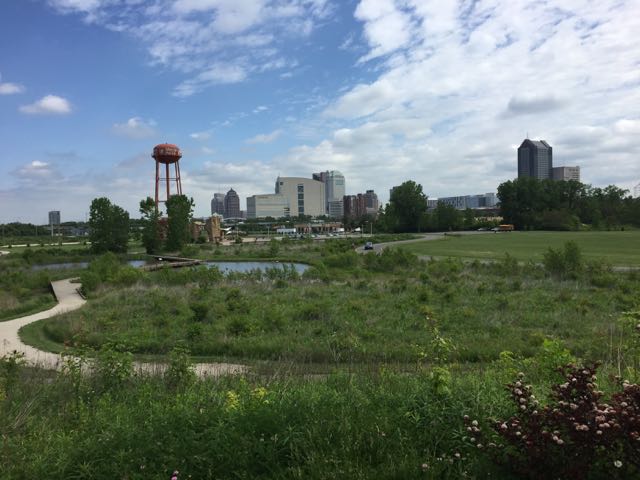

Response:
(1, 0), (639, 223)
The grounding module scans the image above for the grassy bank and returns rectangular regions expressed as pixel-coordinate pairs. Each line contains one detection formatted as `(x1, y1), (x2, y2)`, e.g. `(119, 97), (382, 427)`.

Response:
(400, 231), (640, 265)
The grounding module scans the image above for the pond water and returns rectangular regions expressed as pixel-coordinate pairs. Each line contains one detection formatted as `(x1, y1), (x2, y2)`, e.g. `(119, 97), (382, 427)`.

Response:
(30, 260), (148, 271)
(205, 261), (309, 275)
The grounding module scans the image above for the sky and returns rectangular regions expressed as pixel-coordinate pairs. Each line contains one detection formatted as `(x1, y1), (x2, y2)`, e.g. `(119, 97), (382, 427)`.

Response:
(1, 0), (639, 223)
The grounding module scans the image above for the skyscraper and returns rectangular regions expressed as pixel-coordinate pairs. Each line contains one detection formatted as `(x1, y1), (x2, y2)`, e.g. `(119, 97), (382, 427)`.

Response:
(224, 188), (241, 218)
(210, 193), (225, 215)
(518, 139), (553, 180)
(313, 170), (345, 217)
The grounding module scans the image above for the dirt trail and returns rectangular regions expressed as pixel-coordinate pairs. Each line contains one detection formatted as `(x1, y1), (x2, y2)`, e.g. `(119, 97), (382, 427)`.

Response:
(0, 279), (246, 377)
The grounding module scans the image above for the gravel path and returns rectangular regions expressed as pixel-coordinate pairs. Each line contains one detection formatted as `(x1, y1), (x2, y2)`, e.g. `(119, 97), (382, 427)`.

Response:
(0, 278), (246, 377)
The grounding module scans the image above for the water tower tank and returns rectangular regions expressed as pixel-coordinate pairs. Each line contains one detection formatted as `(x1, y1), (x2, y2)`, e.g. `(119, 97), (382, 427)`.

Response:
(152, 143), (183, 210)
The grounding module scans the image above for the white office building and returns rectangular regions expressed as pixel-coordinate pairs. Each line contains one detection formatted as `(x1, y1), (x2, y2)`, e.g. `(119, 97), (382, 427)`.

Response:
(552, 166), (580, 182)
(275, 176), (325, 217)
(246, 194), (289, 219)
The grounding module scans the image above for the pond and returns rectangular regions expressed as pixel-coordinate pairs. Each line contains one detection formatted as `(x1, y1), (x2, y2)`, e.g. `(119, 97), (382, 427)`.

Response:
(30, 260), (148, 271)
(205, 261), (309, 275)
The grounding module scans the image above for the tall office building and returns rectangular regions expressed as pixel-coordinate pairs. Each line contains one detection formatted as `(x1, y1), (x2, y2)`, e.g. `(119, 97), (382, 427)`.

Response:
(313, 170), (345, 217)
(48, 210), (60, 226)
(210, 193), (225, 215)
(363, 190), (379, 215)
(343, 190), (379, 218)
(224, 188), (241, 218)
(275, 177), (325, 217)
(518, 139), (553, 179)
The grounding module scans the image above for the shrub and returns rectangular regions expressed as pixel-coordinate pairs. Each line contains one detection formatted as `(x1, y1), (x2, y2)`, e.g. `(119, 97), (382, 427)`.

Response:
(190, 301), (209, 322)
(467, 364), (640, 479)
(94, 343), (133, 391)
(542, 241), (584, 279)
(164, 343), (195, 389)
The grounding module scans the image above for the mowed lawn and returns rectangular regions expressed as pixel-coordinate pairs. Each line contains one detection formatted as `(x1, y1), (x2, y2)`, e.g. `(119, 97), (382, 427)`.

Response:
(400, 231), (640, 265)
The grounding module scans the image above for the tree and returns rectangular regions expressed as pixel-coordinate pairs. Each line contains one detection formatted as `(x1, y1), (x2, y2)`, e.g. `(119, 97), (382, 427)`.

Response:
(165, 195), (194, 252)
(88, 197), (130, 253)
(139, 197), (162, 254)
(386, 180), (427, 232)
(432, 202), (462, 231)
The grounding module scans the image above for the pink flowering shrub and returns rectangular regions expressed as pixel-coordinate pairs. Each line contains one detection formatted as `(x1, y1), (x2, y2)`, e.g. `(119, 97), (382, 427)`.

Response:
(466, 363), (640, 479)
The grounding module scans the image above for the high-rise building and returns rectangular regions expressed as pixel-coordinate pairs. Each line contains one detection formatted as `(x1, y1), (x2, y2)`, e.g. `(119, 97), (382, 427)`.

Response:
(364, 190), (379, 216)
(313, 170), (345, 217)
(210, 193), (225, 215)
(224, 188), (241, 218)
(435, 193), (497, 210)
(518, 139), (553, 179)
(275, 177), (325, 217)
(48, 210), (60, 226)
(552, 166), (580, 182)
(246, 194), (289, 219)
(343, 192), (378, 219)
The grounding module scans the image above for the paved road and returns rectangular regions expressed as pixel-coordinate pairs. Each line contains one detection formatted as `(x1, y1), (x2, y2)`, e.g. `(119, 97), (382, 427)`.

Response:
(0, 278), (246, 377)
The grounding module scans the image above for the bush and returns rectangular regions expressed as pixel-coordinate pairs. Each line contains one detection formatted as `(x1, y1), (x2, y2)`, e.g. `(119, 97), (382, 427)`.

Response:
(94, 343), (133, 391)
(164, 343), (195, 389)
(542, 241), (584, 279)
(467, 364), (640, 479)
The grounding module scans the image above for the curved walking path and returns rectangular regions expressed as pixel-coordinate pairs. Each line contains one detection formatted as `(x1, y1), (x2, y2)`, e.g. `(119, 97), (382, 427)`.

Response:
(0, 279), (246, 377)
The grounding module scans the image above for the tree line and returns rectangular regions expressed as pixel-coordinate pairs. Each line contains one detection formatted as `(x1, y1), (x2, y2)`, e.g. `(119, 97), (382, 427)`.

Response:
(373, 178), (640, 233)
(88, 195), (194, 254)
(497, 177), (639, 230)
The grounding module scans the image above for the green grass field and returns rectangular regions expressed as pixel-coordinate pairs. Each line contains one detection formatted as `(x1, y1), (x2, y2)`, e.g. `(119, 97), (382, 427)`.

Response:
(400, 231), (640, 265)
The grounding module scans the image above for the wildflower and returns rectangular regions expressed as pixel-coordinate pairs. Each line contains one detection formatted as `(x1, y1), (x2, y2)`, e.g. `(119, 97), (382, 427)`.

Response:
(471, 420), (478, 427)
(421, 463), (429, 471)
(225, 390), (240, 412)
(614, 460), (623, 468)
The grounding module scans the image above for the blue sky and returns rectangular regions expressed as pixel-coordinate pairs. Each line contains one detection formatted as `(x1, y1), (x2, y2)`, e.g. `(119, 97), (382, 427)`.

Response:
(1, 0), (639, 223)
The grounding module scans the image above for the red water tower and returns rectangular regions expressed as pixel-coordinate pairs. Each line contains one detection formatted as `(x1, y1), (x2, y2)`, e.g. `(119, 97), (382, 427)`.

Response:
(152, 143), (183, 210)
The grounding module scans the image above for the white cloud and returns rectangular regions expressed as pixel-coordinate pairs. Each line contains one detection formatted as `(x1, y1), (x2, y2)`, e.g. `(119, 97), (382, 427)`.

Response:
(47, 0), (333, 96)
(246, 129), (282, 144)
(19, 95), (72, 115)
(112, 117), (157, 139)
(12, 160), (58, 180)
(311, 0), (640, 200)
(355, 0), (415, 61)
(0, 74), (25, 95)
(173, 64), (247, 97)
(190, 131), (212, 141)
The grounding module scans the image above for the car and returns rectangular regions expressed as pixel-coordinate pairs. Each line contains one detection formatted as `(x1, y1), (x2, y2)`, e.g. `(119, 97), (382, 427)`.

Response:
(364, 241), (374, 250)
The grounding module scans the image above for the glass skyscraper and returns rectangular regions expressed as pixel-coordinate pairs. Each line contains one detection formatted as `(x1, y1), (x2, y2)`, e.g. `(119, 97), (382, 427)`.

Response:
(518, 139), (553, 180)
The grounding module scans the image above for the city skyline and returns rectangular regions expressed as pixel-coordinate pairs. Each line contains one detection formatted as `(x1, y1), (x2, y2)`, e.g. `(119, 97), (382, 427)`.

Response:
(1, 1), (639, 223)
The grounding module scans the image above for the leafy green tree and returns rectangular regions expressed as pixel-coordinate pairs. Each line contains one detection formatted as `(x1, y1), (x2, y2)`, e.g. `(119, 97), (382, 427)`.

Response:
(139, 197), (162, 254)
(433, 202), (463, 231)
(165, 194), (194, 252)
(386, 180), (427, 232)
(88, 197), (129, 253)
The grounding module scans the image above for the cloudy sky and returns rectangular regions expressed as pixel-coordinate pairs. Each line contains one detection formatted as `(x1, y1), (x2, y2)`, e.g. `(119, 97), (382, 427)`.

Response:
(1, 0), (639, 223)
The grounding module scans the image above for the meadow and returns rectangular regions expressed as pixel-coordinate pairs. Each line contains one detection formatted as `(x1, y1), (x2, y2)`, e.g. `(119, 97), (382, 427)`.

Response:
(400, 231), (640, 266)
(2, 236), (640, 478)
